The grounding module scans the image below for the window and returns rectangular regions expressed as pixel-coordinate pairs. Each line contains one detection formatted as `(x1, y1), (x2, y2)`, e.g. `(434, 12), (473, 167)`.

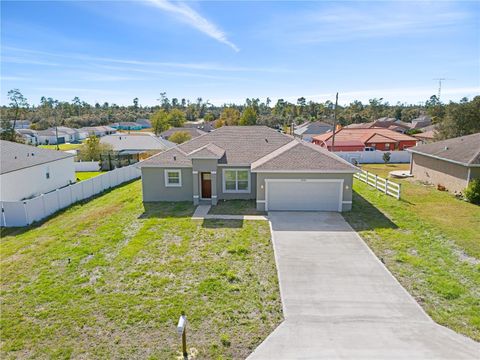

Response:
(223, 169), (250, 193)
(164, 170), (182, 187)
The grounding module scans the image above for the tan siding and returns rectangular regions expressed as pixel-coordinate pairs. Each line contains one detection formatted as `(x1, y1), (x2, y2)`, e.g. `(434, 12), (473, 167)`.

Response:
(411, 153), (468, 193)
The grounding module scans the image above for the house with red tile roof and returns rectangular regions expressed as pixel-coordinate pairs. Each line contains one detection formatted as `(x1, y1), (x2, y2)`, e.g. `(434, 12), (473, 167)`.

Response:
(312, 127), (418, 151)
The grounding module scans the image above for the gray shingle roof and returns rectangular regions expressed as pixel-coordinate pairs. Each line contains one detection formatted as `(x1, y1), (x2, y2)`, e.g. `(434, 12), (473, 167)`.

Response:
(408, 132), (480, 166)
(160, 127), (206, 139)
(0, 140), (74, 175)
(100, 134), (175, 152)
(251, 140), (358, 172)
(187, 143), (225, 159)
(139, 147), (191, 168)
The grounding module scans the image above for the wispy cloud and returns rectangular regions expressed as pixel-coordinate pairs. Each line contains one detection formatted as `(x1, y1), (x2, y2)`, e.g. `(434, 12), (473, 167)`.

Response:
(145, 0), (239, 52)
(265, 2), (470, 43)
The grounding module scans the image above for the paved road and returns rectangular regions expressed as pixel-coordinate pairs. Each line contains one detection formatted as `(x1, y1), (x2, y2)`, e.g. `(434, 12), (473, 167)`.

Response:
(248, 212), (479, 359)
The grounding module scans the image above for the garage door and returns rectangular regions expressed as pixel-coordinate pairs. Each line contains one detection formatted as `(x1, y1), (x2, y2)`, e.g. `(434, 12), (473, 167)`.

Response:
(266, 180), (342, 211)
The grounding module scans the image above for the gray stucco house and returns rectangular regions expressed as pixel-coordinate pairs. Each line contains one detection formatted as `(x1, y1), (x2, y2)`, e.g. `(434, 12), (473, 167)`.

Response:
(138, 126), (358, 211)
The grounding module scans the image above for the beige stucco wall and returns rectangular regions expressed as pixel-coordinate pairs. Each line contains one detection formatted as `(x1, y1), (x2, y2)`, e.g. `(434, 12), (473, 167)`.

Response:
(411, 153), (469, 193)
(255, 172), (354, 211)
(141, 167), (193, 202)
(0, 157), (75, 201)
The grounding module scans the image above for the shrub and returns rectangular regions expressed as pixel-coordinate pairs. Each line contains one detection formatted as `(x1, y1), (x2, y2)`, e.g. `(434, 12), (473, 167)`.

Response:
(383, 152), (391, 164)
(169, 131), (191, 144)
(465, 179), (480, 205)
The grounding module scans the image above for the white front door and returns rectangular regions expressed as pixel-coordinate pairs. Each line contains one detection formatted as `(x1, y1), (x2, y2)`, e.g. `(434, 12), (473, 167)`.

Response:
(266, 179), (343, 211)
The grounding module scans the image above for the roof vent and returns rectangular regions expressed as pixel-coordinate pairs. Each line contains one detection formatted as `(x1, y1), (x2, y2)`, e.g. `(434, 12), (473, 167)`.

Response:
(444, 146), (449, 150)
(265, 138), (269, 143)
(173, 156), (177, 161)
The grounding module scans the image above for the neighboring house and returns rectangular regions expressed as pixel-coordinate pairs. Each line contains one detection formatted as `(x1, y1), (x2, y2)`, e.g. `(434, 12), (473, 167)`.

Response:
(100, 133), (175, 169)
(294, 121), (333, 142)
(345, 117), (397, 130)
(110, 122), (143, 131)
(137, 126), (358, 212)
(80, 126), (117, 137)
(15, 129), (38, 145)
(0, 140), (75, 201)
(313, 128), (418, 151)
(184, 120), (216, 132)
(10, 120), (31, 129)
(410, 115), (432, 130)
(135, 119), (152, 128)
(36, 129), (64, 145)
(56, 126), (85, 143)
(407, 133), (480, 193)
(160, 127), (206, 140)
(413, 130), (437, 144)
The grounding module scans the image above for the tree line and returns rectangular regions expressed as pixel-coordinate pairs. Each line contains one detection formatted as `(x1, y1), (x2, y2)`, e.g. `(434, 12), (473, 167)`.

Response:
(1, 89), (479, 142)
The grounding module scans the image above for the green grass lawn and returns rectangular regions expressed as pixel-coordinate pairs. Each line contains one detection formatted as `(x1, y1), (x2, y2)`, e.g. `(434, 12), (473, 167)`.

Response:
(209, 200), (266, 216)
(39, 143), (82, 151)
(344, 164), (480, 341)
(75, 171), (104, 181)
(1, 181), (282, 359)
(360, 163), (411, 178)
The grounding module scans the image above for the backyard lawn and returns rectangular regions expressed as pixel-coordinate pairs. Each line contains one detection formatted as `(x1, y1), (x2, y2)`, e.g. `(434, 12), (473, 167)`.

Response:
(1, 181), (282, 359)
(38, 143), (82, 151)
(344, 164), (480, 341)
(75, 171), (104, 181)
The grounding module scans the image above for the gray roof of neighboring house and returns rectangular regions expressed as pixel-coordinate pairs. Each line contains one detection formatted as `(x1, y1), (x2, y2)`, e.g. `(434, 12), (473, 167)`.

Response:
(100, 134), (175, 152)
(0, 140), (74, 175)
(408, 132), (480, 166)
(56, 126), (78, 135)
(36, 129), (59, 137)
(139, 126), (357, 173)
(160, 127), (207, 139)
(294, 121), (333, 136)
(136, 119), (151, 125)
(251, 140), (358, 172)
(184, 121), (215, 132)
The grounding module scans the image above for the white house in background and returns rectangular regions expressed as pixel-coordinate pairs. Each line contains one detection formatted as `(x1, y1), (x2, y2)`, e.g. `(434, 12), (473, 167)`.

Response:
(0, 140), (75, 201)
(80, 125), (117, 137)
(16, 129), (38, 145)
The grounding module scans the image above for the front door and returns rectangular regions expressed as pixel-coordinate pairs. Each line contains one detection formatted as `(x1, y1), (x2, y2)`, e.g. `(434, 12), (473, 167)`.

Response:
(201, 172), (212, 199)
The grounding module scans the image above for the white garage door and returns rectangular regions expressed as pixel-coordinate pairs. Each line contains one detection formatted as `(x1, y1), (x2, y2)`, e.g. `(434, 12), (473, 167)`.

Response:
(266, 180), (343, 211)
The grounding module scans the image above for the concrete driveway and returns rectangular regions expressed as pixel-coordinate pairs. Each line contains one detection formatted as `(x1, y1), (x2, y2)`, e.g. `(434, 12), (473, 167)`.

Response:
(248, 212), (479, 359)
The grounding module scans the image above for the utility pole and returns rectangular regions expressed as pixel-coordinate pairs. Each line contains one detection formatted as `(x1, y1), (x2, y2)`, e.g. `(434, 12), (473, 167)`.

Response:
(331, 92), (338, 151)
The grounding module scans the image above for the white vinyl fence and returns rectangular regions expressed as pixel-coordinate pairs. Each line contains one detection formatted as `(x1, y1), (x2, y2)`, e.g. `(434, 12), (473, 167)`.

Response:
(354, 170), (401, 199)
(1, 165), (140, 227)
(74, 161), (101, 172)
(335, 150), (411, 164)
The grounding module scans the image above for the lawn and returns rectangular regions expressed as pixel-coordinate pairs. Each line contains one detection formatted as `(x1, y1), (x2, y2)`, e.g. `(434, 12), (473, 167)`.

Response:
(209, 200), (266, 216)
(1, 181), (282, 359)
(75, 171), (104, 181)
(359, 163), (410, 178)
(344, 164), (480, 341)
(38, 143), (82, 151)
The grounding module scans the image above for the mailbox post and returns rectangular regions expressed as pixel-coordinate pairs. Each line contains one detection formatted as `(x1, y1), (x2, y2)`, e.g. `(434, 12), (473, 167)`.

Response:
(177, 312), (188, 358)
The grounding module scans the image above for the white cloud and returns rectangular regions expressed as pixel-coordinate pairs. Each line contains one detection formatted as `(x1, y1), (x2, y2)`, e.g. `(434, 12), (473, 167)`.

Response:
(145, 0), (239, 52)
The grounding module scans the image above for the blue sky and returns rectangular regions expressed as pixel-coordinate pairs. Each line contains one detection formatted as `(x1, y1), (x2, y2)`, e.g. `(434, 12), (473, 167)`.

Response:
(1, 1), (479, 106)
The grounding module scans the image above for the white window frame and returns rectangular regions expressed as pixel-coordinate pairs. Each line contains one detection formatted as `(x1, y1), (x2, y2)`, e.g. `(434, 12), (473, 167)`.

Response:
(164, 169), (182, 187)
(222, 168), (251, 193)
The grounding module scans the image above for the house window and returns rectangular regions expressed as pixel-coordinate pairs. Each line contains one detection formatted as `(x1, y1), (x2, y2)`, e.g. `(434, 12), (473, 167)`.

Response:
(223, 169), (250, 193)
(385, 143), (390, 150)
(164, 170), (182, 187)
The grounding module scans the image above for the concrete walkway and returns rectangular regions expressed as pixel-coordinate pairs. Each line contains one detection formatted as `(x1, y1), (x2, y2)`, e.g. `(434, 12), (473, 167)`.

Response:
(248, 212), (479, 359)
(191, 205), (268, 221)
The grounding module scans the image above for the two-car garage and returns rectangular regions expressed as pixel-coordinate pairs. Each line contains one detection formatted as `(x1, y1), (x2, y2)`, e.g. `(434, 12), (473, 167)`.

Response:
(265, 179), (344, 212)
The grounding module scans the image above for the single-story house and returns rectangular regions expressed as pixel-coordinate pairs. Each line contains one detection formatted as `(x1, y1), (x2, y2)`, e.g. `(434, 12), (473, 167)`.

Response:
(110, 122), (143, 131)
(160, 127), (206, 140)
(410, 115), (432, 130)
(407, 133), (480, 193)
(135, 119), (152, 129)
(80, 126), (117, 137)
(16, 129), (38, 145)
(345, 117), (397, 130)
(0, 140), (75, 201)
(313, 128), (418, 151)
(294, 121), (333, 142)
(138, 126), (358, 212)
(36, 129), (65, 145)
(100, 133), (175, 170)
(184, 120), (216, 132)
(413, 129), (437, 144)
